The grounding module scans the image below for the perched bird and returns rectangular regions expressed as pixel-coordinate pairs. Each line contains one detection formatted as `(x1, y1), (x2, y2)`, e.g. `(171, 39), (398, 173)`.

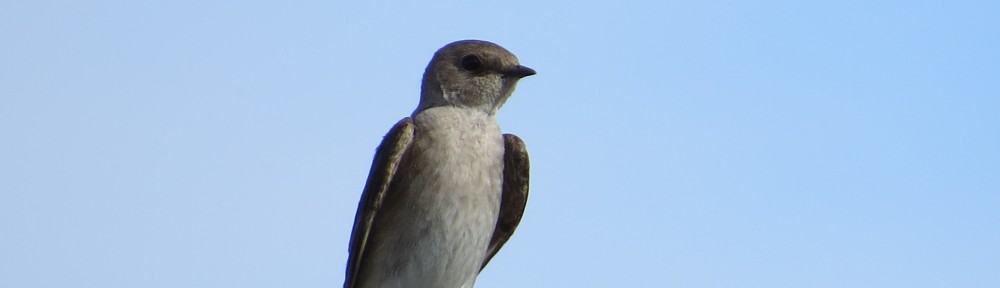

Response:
(344, 40), (534, 288)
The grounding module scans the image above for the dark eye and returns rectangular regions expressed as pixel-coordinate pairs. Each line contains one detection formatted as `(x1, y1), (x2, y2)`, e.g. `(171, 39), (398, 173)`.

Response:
(460, 55), (483, 71)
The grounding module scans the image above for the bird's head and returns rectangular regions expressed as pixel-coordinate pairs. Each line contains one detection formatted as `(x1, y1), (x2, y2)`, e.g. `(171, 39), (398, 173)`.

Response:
(416, 40), (535, 116)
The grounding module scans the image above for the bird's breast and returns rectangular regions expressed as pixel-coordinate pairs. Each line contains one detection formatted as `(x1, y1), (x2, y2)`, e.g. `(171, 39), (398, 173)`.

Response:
(376, 106), (505, 287)
(407, 106), (505, 229)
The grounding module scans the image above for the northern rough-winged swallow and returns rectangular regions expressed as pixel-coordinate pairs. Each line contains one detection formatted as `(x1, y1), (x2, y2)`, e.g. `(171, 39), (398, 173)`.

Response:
(344, 40), (534, 288)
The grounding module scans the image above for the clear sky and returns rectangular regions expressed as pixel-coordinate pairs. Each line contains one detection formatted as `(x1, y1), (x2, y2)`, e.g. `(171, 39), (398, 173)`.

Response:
(2, 1), (998, 287)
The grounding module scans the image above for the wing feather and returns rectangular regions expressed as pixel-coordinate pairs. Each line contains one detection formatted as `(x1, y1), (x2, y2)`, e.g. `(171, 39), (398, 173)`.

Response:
(344, 118), (415, 288)
(481, 133), (530, 271)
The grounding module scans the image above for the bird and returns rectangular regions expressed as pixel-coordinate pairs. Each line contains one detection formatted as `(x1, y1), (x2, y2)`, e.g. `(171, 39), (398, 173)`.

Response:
(344, 40), (534, 288)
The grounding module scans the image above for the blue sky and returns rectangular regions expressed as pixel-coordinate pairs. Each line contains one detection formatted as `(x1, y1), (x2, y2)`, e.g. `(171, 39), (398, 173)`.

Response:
(2, 1), (998, 287)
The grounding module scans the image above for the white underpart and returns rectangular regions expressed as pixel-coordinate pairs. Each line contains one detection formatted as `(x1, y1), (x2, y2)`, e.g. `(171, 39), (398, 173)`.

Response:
(362, 106), (504, 288)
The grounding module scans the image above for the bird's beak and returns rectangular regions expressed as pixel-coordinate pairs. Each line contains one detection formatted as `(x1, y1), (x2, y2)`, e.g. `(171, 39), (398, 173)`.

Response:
(503, 65), (536, 78)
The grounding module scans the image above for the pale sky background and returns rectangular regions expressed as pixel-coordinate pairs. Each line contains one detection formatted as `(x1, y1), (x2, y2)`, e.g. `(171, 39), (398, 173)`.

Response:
(2, 1), (998, 287)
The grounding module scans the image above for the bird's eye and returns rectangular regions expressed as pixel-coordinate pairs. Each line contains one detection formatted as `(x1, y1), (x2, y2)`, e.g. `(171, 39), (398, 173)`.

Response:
(461, 55), (483, 72)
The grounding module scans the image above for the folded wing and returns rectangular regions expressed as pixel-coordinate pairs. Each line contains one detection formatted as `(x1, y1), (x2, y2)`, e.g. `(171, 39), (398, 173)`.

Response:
(481, 133), (530, 271)
(344, 118), (415, 288)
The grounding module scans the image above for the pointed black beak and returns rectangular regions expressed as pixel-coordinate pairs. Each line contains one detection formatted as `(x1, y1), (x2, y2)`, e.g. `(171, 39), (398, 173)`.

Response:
(503, 65), (536, 78)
